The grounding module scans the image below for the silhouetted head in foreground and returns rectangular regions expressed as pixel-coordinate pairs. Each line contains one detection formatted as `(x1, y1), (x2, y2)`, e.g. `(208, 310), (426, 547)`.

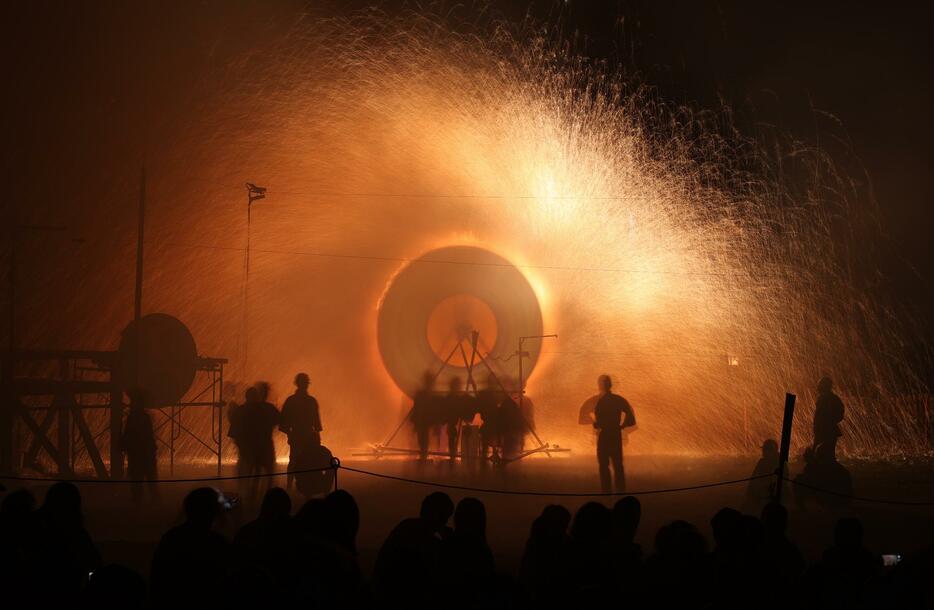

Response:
(834, 517), (863, 552)
(711, 507), (744, 552)
(613, 496), (641, 543)
(420, 492), (454, 530)
(529, 504), (571, 546)
(259, 487), (291, 520)
(571, 501), (612, 543)
(817, 376), (834, 395)
(1, 488), (36, 517)
(598, 374), (612, 394)
(295, 372), (310, 392)
(325, 489), (360, 553)
(454, 497), (486, 541)
(761, 501), (788, 537)
(183, 487), (221, 529)
(41, 481), (83, 528)
(655, 520), (707, 559)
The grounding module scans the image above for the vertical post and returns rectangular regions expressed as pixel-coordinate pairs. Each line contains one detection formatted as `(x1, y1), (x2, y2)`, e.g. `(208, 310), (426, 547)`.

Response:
(517, 337), (523, 410)
(56, 398), (71, 475)
(243, 183), (265, 382)
(243, 198), (250, 378)
(134, 168), (146, 322)
(775, 392), (796, 504)
(109, 386), (124, 479)
(744, 404), (749, 452)
(216, 366), (223, 477)
(1, 226), (12, 474)
(7, 228), (15, 352)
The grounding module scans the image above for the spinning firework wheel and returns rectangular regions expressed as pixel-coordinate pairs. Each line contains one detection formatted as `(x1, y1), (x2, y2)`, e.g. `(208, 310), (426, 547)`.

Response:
(364, 245), (567, 463)
(377, 245), (544, 395)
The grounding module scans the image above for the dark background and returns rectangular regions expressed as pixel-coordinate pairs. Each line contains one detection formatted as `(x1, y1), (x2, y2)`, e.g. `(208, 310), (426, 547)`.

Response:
(523, 1), (934, 335)
(4, 0), (932, 342)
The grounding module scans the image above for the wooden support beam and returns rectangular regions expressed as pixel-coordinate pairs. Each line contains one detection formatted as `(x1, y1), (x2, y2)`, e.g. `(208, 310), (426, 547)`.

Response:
(72, 406), (108, 479)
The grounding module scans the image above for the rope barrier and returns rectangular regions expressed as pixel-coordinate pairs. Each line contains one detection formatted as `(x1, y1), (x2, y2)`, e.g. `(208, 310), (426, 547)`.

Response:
(784, 477), (934, 507)
(0, 465), (336, 485)
(337, 465), (774, 497)
(3, 464), (932, 506)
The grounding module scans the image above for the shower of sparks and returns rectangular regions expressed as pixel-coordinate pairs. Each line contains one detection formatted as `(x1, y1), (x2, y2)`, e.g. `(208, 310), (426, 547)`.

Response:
(19, 10), (929, 466)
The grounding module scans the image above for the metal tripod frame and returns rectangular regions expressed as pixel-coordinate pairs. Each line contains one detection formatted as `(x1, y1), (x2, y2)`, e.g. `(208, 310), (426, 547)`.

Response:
(355, 330), (568, 464)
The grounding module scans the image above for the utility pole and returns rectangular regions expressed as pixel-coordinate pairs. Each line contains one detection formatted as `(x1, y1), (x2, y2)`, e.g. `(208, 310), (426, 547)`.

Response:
(134, 168), (146, 322)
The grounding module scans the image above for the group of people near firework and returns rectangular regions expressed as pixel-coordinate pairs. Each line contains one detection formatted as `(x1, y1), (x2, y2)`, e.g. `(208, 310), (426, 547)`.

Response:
(409, 372), (536, 464)
(116, 373), (327, 504)
(227, 373), (328, 498)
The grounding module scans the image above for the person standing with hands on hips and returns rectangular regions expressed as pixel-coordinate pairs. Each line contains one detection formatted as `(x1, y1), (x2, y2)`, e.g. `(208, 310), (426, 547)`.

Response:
(593, 374), (636, 493)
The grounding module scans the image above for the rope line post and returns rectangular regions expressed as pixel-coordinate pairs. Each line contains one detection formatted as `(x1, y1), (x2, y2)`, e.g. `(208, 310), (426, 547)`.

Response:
(331, 456), (341, 491)
(775, 392), (796, 504)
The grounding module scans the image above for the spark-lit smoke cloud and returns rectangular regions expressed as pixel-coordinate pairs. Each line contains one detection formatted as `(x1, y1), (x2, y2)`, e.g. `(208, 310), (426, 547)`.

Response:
(26, 9), (927, 464)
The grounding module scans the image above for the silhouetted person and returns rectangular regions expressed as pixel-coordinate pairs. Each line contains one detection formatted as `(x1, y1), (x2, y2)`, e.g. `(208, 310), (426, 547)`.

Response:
(804, 517), (882, 609)
(747, 438), (779, 505)
(709, 506), (753, 608)
(241, 382), (280, 500)
(279, 372), (322, 490)
(444, 376), (464, 460)
(373, 491), (454, 608)
(35, 481), (102, 605)
(611, 496), (646, 603)
(520, 504), (572, 605)
(151, 487), (230, 608)
(795, 448), (854, 509)
(476, 374), (501, 463)
(756, 502), (805, 608)
(813, 376), (845, 462)
(612, 495), (644, 589)
(0, 488), (41, 604)
(592, 374), (636, 492)
(229, 387), (255, 478)
(233, 486), (292, 584)
(411, 371), (437, 461)
(286, 489), (368, 607)
(645, 520), (711, 607)
(121, 389), (158, 504)
(439, 498), (495, 609)
(568, 501), (616, 603)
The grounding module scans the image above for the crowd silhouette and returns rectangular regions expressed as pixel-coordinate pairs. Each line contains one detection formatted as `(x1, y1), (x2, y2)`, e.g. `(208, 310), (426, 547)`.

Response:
(1, 480), (932, 609)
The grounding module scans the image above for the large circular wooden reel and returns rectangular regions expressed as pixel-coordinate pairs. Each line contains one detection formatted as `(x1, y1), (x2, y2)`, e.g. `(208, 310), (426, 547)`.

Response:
(115, 313), (198, 406)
